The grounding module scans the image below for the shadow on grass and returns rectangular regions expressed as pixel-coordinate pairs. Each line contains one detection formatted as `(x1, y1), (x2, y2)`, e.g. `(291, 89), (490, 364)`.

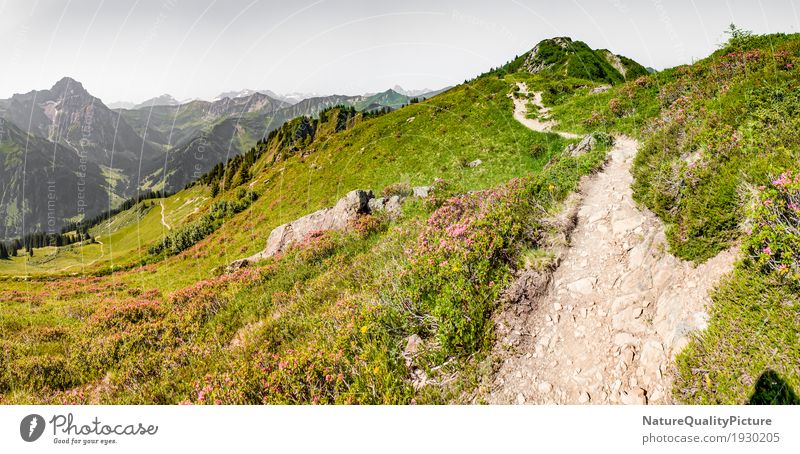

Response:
(748, 370), (800, 405)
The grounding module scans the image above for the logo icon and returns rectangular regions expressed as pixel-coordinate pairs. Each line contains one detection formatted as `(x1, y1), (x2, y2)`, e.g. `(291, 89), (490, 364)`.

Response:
(20, 414), (46, 442)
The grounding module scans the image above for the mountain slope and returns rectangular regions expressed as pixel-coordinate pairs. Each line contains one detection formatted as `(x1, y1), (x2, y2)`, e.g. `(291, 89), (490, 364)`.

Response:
(0, 119), (109, 237)
(0, 77), (163, 176)
(0, 81), (292, 234)
(4, 32), (797, 407)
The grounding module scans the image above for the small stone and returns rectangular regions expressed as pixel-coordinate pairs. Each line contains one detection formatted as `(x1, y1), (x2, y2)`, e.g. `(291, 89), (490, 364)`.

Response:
(613, 332), (637, 346)
(404, 334), (422, 356)
(620, 387), (648, 405)
(566, 277), (596, 295)
(538, 382), (553, 393)
(516, 393), (526, 404)
(553, 303), (562, 311)
(578, 392), (590, 403)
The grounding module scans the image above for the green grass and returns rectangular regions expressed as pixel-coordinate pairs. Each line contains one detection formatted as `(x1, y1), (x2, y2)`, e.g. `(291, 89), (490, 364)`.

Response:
(0, 189), (206, 276)
(116, 76), (574, 292)
(0, 75), (591, 404)
(675, 265), (800, 404)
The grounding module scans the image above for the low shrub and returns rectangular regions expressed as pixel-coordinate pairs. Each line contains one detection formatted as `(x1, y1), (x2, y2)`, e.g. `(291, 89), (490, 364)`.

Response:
(382, 182), (412, 198)
(744, 170), (800, 286)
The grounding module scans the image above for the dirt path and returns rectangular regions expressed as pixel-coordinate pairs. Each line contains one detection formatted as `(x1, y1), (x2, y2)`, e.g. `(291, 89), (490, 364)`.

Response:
(160, 200), (172, 231)
(487, 86), (737, 405)
(511, 83), (580, 139)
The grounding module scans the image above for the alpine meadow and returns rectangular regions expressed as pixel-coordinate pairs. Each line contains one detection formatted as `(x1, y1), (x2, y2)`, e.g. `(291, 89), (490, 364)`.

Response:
(1, 16), (798, 409)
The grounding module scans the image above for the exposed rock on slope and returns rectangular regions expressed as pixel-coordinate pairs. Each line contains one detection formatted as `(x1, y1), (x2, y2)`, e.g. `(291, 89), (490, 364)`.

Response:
(229, 186), (430, 269)
(262, 189), (373, 258)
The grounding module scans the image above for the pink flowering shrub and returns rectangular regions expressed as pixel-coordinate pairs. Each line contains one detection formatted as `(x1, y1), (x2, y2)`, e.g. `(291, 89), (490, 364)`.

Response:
(401, 149), (605, 359)
(292, 230), (338, 262)
(583, 110), (605, 127)
(745, 170), (800, 286)
(609, 98), (626, 117)
(69, 268), (264, 384)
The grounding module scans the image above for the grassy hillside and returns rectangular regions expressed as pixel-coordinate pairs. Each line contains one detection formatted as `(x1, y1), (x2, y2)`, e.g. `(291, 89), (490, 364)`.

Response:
(3, 31), (796, 405)
(0, 74), (612, 404)
(0, 189), (207, 276)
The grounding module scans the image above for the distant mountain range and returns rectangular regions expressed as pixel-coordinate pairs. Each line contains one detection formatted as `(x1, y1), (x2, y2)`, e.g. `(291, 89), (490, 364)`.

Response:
(109, 85), (448, 110)
(0, 77), (448, 238)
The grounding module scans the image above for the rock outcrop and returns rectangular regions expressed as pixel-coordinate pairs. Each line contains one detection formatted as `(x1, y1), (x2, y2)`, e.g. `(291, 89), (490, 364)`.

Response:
(564, 135), (596, 157)
(589, 85), (611, 94)
(564, 132), (614, 157)
(229, 185), (431, 270)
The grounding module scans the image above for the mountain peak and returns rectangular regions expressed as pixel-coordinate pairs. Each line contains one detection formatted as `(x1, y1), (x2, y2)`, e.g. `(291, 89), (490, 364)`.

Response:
(522, 36), (647, 84)
(134, 94), (181, 109)
(50, 76), (87, 95)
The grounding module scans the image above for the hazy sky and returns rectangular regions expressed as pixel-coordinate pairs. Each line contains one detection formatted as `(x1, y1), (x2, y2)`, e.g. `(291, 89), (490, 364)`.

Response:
(1, 0), (798, 103)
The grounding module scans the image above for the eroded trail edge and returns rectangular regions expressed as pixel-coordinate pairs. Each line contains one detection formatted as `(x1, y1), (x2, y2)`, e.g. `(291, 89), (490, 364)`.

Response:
(487, 85), (737, 404)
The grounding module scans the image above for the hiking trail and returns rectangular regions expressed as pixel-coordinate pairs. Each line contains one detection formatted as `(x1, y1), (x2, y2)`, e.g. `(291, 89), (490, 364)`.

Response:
(487, 83), (737, 404)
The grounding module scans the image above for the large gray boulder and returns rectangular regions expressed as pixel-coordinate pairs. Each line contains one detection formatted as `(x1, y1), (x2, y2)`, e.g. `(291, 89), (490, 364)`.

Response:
(263, 189), (373, 257)
(228, 190), (372, 269)
(367, 197), (386, 212)
(228, 183), (436, 271)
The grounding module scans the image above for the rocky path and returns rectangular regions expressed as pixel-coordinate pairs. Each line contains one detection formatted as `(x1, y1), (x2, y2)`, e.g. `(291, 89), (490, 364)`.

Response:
(487, 85), (737, 404)
(511, 83), (579, 139)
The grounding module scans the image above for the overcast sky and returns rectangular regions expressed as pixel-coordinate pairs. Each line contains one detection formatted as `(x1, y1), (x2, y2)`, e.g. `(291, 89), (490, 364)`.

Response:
(1, 0), (798, 103)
